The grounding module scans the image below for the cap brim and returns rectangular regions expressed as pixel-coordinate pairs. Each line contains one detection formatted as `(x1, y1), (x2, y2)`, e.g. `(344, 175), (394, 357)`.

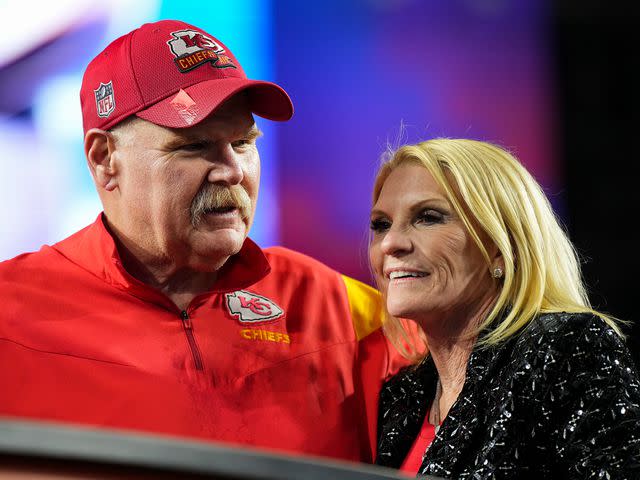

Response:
(136, 77), (293, 128)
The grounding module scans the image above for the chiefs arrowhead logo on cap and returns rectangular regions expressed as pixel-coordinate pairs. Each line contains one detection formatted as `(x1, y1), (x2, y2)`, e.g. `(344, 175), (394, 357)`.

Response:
(167, 29), (236, 73)
(226, 290), (284, 323)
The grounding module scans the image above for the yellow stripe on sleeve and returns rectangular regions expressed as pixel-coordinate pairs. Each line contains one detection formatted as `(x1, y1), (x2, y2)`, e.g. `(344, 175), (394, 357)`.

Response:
(342, 275), (384, 341)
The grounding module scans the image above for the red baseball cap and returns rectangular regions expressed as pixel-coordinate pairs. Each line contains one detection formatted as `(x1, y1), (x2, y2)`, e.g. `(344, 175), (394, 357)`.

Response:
(80, 19), (293, 133)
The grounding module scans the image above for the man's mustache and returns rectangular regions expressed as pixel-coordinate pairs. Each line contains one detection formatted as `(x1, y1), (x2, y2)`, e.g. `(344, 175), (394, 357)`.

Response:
(190, 184), (252, 228)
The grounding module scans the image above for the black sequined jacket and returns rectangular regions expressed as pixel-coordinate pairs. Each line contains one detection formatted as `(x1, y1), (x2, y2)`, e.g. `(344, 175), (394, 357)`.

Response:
(375, 312), (640, 479)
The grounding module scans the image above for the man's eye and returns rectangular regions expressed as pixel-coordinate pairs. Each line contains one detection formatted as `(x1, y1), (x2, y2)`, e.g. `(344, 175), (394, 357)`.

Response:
(370, 218), (390, 233)
(416, 209), (444, 225)
(180, 142), (207, 151)
(232, 139), (252, 149)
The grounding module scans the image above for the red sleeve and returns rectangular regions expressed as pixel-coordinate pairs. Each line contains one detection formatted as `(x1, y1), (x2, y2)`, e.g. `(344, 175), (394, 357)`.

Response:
(342, 275), (410, 462)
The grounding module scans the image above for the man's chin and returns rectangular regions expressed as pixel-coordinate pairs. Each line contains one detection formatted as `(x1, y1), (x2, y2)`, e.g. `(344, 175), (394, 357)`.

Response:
(192, 228), (247, 260)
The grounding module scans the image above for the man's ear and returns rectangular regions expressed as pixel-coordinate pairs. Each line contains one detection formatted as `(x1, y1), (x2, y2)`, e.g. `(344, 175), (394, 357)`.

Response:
(85, 128), (119, 191)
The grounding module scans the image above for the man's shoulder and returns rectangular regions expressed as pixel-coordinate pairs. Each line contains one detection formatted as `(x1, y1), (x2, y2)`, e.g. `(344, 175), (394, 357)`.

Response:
(0, 223), (96, 283)
(263, 245), (336, 271)
(262, 246), (345, 285)
(260, 246), (386, 341)
(261, 246), (380, 305)
(0, 247), (61, 331)
(0, 246), (56, 278)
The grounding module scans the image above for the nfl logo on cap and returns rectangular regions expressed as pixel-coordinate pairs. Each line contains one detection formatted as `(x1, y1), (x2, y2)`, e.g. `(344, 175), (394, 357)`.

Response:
(94, 81), (115, 118)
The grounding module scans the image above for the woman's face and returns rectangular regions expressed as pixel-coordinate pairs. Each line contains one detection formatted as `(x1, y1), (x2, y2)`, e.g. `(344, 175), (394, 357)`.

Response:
(369, 163), (497, 326)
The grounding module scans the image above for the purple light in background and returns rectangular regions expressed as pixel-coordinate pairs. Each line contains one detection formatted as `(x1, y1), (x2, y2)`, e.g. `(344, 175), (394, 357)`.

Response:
(0, 3), (160, 261)
(275, 0), (556, 283)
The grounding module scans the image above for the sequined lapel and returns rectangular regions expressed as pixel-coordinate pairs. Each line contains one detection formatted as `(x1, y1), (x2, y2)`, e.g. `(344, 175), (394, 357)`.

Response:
(376, 328), (506, 475)
(419, 344), (498, 477)
(376, 358), (438, 468)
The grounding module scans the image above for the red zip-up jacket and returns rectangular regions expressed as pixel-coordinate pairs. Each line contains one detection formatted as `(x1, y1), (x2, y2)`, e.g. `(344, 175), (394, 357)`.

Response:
(0, 214), (404, 462)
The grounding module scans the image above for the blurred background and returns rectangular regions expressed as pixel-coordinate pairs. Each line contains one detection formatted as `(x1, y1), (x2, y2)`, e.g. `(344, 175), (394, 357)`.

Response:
(1, 0), (637, 359)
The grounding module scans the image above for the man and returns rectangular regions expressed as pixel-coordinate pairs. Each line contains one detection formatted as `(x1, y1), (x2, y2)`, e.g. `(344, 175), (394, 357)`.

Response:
(0, 20), (401, 462)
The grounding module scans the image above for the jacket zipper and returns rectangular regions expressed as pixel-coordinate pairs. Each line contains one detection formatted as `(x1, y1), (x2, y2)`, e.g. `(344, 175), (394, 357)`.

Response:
(180, 310), (204, 371)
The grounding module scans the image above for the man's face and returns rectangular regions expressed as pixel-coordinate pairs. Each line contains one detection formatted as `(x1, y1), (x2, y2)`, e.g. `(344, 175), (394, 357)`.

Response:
(110, 95), (260, 271)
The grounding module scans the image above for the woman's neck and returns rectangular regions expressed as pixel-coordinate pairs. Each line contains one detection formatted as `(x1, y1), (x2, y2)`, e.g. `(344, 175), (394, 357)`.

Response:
(427, 334), (473, 422)
(422, 292), (498, 421)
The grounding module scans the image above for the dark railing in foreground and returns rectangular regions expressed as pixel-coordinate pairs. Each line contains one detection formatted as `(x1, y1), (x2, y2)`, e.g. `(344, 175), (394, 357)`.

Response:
(0, 417), (445, 479)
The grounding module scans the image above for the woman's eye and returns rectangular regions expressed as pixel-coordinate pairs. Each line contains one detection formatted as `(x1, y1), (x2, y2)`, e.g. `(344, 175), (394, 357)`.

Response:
(370, 218), (391, 233)
(417, 209), (444, 225)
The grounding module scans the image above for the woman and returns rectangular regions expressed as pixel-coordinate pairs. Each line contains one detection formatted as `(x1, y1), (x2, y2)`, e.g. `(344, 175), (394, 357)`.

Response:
(370, 139), (640, 478)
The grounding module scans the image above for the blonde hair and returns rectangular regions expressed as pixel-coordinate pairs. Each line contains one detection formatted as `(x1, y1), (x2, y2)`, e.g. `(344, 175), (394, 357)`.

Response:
(372, 138), (622, 361)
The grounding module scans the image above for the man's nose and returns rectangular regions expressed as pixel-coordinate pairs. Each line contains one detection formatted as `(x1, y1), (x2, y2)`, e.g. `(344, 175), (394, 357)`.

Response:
(380, 225), (413, 256)
(206, 144), (244, 185)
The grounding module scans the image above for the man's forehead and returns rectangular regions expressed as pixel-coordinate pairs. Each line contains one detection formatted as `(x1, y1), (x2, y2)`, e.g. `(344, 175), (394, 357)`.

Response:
(130, 109), (254, 141)
(116, 95), (257, 145)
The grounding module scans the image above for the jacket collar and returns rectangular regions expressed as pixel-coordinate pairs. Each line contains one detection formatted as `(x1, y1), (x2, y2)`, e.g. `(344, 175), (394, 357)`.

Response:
(52, 213), (271, 308)
(376, 339), (500, 474)
(376, 357), (438, 468)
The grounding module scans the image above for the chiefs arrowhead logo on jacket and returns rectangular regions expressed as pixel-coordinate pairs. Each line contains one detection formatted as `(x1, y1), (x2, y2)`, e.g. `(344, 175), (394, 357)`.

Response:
(225, 290), (284, 323)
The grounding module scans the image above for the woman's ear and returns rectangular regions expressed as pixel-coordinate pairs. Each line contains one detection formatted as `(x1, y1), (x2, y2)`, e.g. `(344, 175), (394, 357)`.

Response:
(85, 128), (119, 191)
(493, 249), (504, 269)
(490, 248), (505, 279)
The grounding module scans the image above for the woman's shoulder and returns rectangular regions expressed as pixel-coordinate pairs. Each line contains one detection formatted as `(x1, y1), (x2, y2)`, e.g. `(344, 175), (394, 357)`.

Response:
(513, 311), (635, 379)
(528, 310), (612, 331)
(519, 311), (623, 350)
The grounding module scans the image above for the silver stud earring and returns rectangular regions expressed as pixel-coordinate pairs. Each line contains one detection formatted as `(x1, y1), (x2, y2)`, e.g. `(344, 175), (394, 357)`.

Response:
(492, 267), (504, 279)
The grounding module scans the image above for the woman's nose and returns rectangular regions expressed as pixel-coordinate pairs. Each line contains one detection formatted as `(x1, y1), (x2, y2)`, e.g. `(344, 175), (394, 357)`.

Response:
(380, 225), (413, 256)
